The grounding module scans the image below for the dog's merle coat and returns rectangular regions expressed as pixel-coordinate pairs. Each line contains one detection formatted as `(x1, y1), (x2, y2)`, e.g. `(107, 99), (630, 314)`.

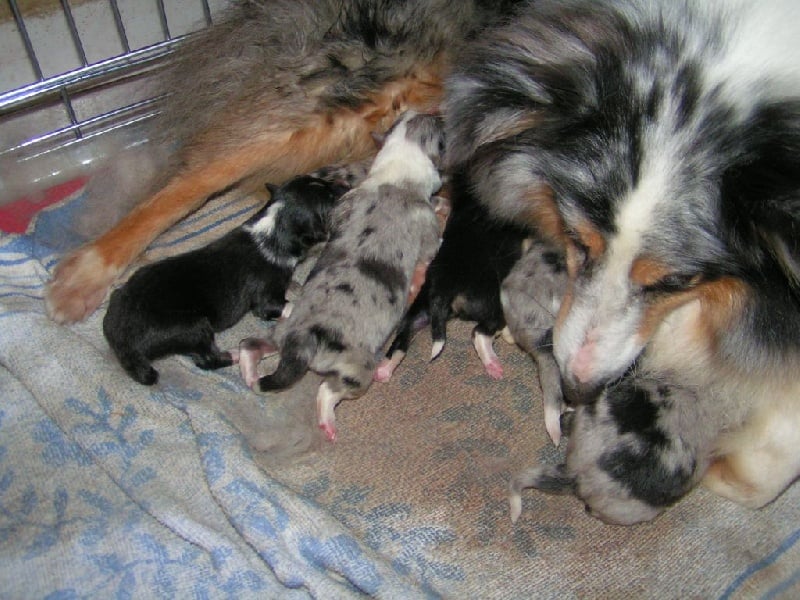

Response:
(103, 176), (345, 385)
(447, 0), (800, 513)
(254, 112), (445, 440)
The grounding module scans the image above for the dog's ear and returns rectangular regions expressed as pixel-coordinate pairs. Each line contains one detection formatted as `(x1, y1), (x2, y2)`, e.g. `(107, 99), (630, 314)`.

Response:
(265, 183), (280, 198)
(721, 103), (800, 288)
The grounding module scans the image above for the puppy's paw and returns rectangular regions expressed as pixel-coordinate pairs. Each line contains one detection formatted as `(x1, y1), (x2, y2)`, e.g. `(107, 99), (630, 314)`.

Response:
(45, 246), (119, 323)
(483, 358), (504, 380)
(319, 422), (337, 443)
(373, 351), (405, 383)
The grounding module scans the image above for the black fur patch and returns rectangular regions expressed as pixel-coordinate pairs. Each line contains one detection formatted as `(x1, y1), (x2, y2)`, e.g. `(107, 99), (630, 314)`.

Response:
(598, 445), (694, 507)
(357, 258), (406, 295)
(310, 325), (346, 352)
(342, 376), (361, 389)
(606, 382), (668, 448)
(336, 283), (355, 295)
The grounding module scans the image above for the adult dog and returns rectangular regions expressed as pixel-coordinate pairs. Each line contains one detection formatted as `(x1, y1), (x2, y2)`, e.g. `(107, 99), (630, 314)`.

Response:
(446, 0), (800, 509)
(46, 1), (800, 509)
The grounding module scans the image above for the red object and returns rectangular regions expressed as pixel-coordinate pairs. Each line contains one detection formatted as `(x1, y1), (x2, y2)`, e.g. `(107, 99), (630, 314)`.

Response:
(0, 177), (88, 234)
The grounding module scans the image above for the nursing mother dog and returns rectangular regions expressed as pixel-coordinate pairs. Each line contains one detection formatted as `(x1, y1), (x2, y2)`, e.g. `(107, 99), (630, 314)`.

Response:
(446, 0), (800, 513)
(44, 0), (800, 516)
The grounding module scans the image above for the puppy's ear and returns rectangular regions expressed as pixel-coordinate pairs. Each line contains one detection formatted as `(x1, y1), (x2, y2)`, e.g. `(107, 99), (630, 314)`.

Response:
(265, 183), (280, 198)
(721, 103), (800, 288)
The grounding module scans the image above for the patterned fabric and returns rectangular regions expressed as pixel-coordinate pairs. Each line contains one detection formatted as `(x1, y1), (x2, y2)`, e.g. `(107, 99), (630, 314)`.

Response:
(0, 184), (798, 598)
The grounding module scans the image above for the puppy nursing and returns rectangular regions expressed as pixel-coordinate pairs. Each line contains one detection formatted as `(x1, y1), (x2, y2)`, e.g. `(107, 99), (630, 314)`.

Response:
(445, 0), (800, 515)
(377, 169), (530, 382)
(103, 176), (345, 385)
(500, 239), (568, 446)
(251, 112), (444, 441)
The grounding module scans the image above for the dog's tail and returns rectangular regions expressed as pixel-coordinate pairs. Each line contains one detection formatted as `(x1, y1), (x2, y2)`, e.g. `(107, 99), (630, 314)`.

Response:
(256, 330), (318, 392)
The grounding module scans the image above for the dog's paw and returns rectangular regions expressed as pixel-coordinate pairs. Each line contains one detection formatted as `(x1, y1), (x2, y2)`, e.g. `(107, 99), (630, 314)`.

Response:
(45, 246), (119, 324)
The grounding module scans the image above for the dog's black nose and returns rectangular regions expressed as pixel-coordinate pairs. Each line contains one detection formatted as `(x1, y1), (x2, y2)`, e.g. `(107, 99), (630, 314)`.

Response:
(563, 379), (604, 405)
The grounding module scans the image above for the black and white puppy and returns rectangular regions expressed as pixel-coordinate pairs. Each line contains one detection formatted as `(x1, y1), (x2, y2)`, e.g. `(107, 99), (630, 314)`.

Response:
(251, 111), (445, 441)
(500, 238), (568, 445)
(375, 167), (530, 381)
(510, 376), (715, 526)
(103, 176), (346, 385)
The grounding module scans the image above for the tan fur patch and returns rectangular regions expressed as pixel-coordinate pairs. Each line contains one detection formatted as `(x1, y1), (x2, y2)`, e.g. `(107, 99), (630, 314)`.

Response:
(636, 276), (748, 351)
(358, 58), (446, 132)
(636, 289), (699, 345)
(573, 220), (605, 261)
(518, 184), (569, 247)
(694, 277), (749, 352)
(703, 456), (758, 500)
(629, 257), (674, 288)
(555, 285), (575, 333)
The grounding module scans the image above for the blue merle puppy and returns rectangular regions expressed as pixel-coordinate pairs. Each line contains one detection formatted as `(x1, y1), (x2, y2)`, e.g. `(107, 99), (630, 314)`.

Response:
(500, 238), (569, 446)
(251, 111), (445, 441)
(103, 175), (347, 385)
(509, 376), (718, 525)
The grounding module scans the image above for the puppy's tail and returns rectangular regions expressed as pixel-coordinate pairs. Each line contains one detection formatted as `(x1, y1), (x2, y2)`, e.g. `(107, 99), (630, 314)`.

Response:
(257, 330), (317, 392)
(509, 463), (576, 523)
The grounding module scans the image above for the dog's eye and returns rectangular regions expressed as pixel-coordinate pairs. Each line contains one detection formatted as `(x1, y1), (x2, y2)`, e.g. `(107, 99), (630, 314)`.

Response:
(643, 272), (700, 294)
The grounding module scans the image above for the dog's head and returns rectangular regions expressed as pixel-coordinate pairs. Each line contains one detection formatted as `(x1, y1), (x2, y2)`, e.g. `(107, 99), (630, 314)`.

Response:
(446, 1), (800, 401)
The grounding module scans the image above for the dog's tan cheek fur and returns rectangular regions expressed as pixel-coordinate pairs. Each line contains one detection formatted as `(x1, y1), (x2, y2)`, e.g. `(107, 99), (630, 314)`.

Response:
(519, 185), (569, 248)
(634, 276), (748, 352)
(692, 277), (749, 354)
(573, 220), (605, 262)
(555, 285), (575, 334)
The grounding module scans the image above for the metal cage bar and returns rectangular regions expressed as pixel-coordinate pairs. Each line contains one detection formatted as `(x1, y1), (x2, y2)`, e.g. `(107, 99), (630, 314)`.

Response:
(1, 0), (215, 161)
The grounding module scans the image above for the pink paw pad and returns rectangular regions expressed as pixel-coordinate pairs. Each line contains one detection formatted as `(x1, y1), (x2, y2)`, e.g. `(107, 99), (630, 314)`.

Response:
(319, 422), (337, 442)
(484, 359), (504, 380)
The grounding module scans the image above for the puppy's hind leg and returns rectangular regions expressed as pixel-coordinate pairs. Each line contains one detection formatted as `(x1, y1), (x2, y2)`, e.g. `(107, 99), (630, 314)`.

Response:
(429, 294), (451, 361)
(317, 351), (375, 442)
(472, 306), (506, 379)
(375, 286), (430, 382)
(509, 463), (576, 522)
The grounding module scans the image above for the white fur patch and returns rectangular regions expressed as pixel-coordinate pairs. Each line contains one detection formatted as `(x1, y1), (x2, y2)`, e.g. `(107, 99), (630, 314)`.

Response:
(246, 201), (284, 238)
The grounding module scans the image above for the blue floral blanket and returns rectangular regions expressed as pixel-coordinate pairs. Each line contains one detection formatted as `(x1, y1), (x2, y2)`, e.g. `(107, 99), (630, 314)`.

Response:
(1, 184), (799, 598)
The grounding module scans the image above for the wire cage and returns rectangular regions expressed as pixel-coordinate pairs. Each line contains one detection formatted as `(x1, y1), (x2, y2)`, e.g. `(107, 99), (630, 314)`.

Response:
(0, 0), (221, 201)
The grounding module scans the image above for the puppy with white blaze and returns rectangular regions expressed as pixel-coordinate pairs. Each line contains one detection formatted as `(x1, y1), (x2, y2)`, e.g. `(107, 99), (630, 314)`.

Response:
(253, 112), (444, 441)
(446, 0), (800, 513)
(103, 176), (344, 385)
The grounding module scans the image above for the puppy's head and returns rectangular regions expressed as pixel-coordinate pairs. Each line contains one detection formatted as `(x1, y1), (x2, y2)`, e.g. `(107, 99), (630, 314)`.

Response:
(445, 1), (800, 401)
(260, 176), (348, 255)
(381, 110), (446, 168)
